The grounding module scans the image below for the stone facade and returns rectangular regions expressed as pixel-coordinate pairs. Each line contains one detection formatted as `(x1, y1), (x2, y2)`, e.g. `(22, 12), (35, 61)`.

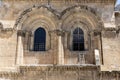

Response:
(0, 0), (120, 80)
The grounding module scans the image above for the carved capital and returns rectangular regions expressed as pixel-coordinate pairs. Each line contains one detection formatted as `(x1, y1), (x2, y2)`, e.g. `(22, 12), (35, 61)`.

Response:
(93, 30), (101, 36)
(17, 30), (32, 37)
(17, 30), (26, 37)
(54, 29), (65, 36)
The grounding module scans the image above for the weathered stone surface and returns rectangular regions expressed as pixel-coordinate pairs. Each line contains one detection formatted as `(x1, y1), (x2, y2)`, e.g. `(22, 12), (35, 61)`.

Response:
(0, 0), (120, 80)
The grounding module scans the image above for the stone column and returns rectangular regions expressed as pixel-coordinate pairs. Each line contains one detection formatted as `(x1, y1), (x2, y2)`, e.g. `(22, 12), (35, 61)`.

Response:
(56, 29), (65, 65)
(48, 31), (57, 64)
(58, 35), (64, 65)
(16, 30), (24, 65)
(64, 32), (68, 49)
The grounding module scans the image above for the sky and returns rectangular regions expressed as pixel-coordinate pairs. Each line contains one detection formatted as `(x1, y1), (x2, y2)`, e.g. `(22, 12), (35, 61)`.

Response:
(116, 0), (120, 6)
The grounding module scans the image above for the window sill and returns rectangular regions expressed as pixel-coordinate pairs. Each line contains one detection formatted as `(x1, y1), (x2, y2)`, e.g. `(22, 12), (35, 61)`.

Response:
(24, 49), (51, 54)
(69, 50), (89, 54)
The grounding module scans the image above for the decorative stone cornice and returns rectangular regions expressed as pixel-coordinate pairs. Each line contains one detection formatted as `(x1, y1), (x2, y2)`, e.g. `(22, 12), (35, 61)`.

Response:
(87, 28), (102, 36)
(2, 0), (115, 4)
(0, 72), (21, 77)
(0, 29), (14, 38)
(0, 22), (14, 38)
(48, 29), (66, 36)
(103, 27), (120, 34)
(102, 27), (120, 38)
(104, 27), (117, 31)
(19, 65), (99, 72)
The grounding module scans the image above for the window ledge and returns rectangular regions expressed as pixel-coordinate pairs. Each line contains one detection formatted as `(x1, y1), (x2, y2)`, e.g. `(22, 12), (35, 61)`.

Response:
(69, 50), (89, 54)
(24, 49), (52, 54)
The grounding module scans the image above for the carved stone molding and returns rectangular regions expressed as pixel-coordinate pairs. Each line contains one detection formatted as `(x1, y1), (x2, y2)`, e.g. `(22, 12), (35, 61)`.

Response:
(104, 27), (117, 31)
(0, 22), (14, 38)
(17, 30), (32, 37)
(55, 29), (65, 36)
(103, 28), (120, 38)
(93, 28), (102, 36)
(17, 30), (26, 37)
(14, 5), (103, 30)
(2, 0), (115, 3)
(19, 65), (99, 72)
(0, 68), (120, 80)
(93, 31), (101, 36)
(0, 72), (21, 77)
(104, 27), (120, 34)
(0, 29), (14, 38)
(87, 29), (101, 37)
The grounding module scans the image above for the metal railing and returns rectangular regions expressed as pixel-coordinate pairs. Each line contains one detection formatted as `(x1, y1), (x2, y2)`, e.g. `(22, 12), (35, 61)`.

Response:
(34, 43), (45, 51)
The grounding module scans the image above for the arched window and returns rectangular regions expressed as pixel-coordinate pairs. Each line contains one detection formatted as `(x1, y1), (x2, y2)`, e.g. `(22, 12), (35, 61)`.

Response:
(34, 27), (46, 51)
(73, 27), (85, 51)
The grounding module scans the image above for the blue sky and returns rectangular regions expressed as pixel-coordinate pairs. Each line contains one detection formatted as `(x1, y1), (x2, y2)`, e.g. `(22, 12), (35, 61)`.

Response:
(116, 0), (120, 6)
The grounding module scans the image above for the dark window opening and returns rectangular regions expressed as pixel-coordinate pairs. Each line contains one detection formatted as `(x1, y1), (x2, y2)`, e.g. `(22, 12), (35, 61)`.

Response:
(73, 27), (85, 51)
(34, 27), (46, 51)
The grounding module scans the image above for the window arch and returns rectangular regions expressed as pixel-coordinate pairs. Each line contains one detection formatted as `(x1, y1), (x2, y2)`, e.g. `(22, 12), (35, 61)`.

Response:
(73, 27), (85, 51)
(33, 27), (46, 51)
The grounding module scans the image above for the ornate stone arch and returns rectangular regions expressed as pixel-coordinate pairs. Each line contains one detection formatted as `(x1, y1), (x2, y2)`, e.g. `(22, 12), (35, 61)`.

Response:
(14, 5), (58, 30)
(61, 5), (104, 31)
(16, 5), (58, 52)
(14, 5), (59, 30)
(61, 5), (104, 64)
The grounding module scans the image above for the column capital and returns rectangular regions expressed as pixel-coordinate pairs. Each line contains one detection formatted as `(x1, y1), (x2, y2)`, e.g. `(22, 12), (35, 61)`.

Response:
(17, 30), (26, 37)
(17, 30), (32, 37)
(56, 29), (65, 36)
